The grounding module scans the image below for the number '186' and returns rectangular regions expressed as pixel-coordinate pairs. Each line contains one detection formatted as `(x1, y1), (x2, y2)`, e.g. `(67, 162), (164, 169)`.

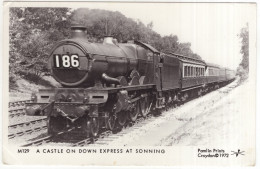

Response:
(54, 54), (80, 68)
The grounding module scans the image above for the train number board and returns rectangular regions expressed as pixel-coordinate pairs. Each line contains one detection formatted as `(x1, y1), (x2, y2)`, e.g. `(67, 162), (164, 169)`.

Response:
(54, 54), (80, 68)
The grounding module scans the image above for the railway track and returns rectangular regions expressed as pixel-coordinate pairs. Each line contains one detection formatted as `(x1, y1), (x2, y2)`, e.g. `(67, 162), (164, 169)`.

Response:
(8, 125), (47, 139)
(21, 128), (75, 147)
(8, 117), (47, 130)
(9, 100), (32, 108)
(8, 100), (48, 139)
(9, 108), (26, 118)
(8, 100), (32, 118)
(71, 113), (155, 147)
(18, 113), (155, 147)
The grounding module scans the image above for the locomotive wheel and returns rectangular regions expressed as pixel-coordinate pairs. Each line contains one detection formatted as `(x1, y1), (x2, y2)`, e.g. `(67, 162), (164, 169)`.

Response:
(139, 76), (148, 85)
(129, 76), (140, 86)
(47, 117), (55, 135)
(117, 76), (128, 86)
(181, 93), (188, 102)
(82, 117), (91, 136)
(129, 102), (139, 122)
(117, 111), (127, 126)
(197, 89), (203, 97)
(90, 117), (99, 137)
(129, 69), (140, 79)
(140, 97), (149, 117)
(82, 117), (99, 137)
(107, 112), (116, 131)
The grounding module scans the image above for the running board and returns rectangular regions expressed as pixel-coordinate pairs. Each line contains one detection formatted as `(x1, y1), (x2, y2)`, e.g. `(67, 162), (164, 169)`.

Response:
(181, 85), (204, 92)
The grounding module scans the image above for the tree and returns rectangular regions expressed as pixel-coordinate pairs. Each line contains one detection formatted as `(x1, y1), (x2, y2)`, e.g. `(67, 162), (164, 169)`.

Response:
(70, 8), (200, 59)
(238, 23), (249, 71)
(9, 7), (72, 87)
(147, 21), (153, 30)
(237, 23), (249, 81)
(10, 7), (203, 88)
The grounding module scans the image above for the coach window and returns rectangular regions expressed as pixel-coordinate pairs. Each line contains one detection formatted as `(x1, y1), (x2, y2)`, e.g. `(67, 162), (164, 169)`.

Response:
(184, 66), (187, 77)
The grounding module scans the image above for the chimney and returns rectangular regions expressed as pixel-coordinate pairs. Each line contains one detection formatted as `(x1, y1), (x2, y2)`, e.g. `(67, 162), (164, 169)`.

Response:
(71, 24), (87, 39)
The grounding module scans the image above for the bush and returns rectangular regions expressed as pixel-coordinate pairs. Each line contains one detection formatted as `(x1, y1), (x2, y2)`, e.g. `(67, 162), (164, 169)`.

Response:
(19, 71), (54, 88)
(236, 65), (248, 83)
(9, 72), (18, 90)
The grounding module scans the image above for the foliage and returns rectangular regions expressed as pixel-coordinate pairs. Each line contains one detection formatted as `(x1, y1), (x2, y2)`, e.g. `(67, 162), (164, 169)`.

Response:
(9, 7), (72, 88)
(237, 23), (249, 82)
(10, 7), (202, 88)
(71, 8), (201, 58)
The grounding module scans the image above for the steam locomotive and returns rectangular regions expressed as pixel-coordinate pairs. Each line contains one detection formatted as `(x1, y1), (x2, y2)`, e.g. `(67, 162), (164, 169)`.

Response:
(25, 24), (235, 136)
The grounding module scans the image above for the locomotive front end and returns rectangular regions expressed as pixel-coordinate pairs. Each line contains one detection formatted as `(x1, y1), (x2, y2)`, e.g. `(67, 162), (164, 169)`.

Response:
(49, 25), (94, 87)
(25, 24), (143, 136)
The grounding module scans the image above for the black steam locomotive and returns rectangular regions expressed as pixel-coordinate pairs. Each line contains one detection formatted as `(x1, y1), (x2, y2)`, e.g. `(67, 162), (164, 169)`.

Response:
(25, 24), (235, 136)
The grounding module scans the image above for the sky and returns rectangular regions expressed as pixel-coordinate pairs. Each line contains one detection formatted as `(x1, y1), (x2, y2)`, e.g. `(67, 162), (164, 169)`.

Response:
(75, 2), (255, 70)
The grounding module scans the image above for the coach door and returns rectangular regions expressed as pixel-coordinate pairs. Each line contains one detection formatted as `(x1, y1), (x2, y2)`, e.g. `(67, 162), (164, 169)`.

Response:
(153, 53), (163, 91)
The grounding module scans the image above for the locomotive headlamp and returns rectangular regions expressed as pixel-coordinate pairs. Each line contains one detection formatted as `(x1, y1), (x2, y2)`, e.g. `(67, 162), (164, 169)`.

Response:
(83, 95), (90, 104)
(31, 93), (37, 103)
(68, 97), (72, 102)
(57, 93), (66, 102)
(67, 93), (76, 102)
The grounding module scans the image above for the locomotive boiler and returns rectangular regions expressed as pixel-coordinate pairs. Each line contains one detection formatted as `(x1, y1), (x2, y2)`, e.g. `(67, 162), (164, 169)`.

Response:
(49, 24), (155, 87)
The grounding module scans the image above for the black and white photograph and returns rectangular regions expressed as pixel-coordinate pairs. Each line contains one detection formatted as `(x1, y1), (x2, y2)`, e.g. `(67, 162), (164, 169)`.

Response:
(2, 1), (257, 166)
